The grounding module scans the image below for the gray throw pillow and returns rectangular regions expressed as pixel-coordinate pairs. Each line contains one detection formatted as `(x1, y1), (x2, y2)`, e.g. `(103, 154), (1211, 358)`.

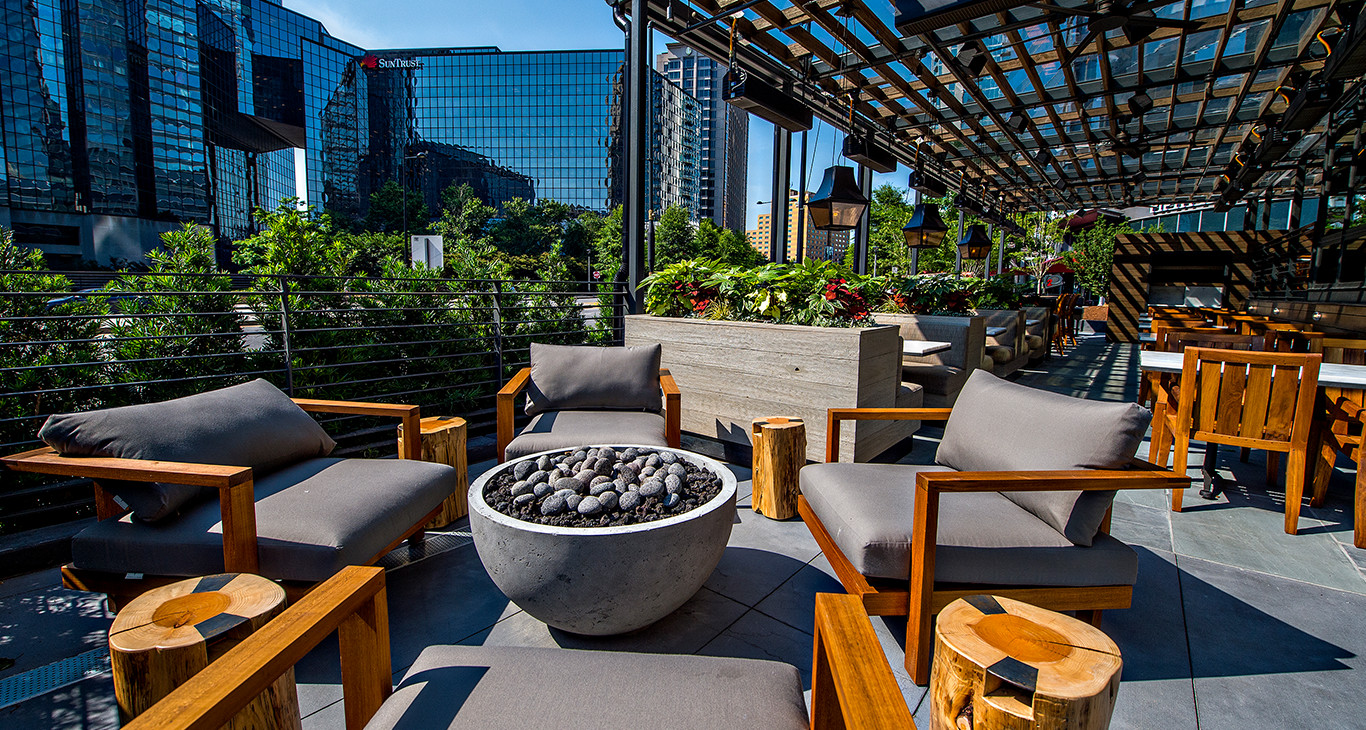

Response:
(935, 369), (1151, 546)
(39, 379), (336, 522)
(525, 343), (662, 416)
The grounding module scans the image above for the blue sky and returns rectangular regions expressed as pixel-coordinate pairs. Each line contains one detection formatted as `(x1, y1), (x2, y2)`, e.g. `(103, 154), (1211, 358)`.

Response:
(282, 0), (905, 230)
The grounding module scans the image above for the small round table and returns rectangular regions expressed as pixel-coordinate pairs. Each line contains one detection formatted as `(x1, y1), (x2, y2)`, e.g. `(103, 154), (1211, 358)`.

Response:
(930, 595), (1122, 730)
(109, 573), (301, 728)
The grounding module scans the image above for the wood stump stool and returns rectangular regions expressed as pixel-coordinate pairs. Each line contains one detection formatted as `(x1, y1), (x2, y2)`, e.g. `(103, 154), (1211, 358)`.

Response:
(751, 417), (806, 520)
(398, 415), (468, 528)
(109, 573), (301, 728)
(930, 595), (1122, 730)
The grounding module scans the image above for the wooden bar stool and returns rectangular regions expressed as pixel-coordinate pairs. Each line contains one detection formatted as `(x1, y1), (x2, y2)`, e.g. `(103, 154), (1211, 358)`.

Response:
(1150, 347), (1321, 534)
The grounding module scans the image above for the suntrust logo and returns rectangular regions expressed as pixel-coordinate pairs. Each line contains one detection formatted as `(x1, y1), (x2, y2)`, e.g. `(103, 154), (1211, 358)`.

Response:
(358, 54), (424, 70)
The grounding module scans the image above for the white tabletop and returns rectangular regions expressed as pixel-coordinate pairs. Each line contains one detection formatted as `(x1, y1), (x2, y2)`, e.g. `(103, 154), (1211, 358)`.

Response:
(903, 340), (952, 356)
(1139, 333), (1156, 343)
(985, 326), (1008, 337)
(1025, 318), (1042, 326)
(1139, 350), (1366, 389)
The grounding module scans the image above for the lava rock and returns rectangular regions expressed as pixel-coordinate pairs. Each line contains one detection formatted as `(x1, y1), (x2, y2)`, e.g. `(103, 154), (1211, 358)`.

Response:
(536, 455), (553, 471)
(511, 480), (533, 498)
(547, 468), (565, 482)
(646, 454), (661, 468)
(513, 460), (536, 481)
(553, 477), (582, 494)
(664, 474), (683, 495)
(659, 451), (678, 465)
(533, 482), (554, 498)
(577, 496), (603, 515)
(598, 490), (619, 511)
(622, 447), (639, 460)
(569, 450), (588, 466)
(613, 478), (629, 493)
(666, 463), (688, 479)
(513, 493), (536, 506)
(641, 466), (657, 478)
(663, 493), (680, 508)
(619, 491), (642, 511)
(594, 458), (615, 477)
(526, 470), (549, 487)
(589, 481), (615, 497)
(566, 494), (583, 511)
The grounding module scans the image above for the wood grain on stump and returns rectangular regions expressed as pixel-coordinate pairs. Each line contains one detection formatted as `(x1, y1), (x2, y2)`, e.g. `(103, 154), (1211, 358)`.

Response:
(751, 417), (806, 520)
(109, 573), (301, 729)
(930, 595), (1122, 730)
(398, 416), (468, 528)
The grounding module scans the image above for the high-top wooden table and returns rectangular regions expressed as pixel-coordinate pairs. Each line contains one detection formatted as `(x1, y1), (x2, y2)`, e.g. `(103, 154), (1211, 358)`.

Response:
(109, 573), (301, 728)
(930, 595), (1122, 730)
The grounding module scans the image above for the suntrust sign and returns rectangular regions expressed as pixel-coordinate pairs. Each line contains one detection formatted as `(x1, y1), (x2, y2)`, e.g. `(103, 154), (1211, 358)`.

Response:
(358, 54), (424, 70)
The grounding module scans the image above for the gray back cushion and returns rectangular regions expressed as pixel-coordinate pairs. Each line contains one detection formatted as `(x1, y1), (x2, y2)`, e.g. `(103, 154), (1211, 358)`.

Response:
(525, 343), (662, 416)
(935, 369), (1151, 545)
(40, 379), (335, 522)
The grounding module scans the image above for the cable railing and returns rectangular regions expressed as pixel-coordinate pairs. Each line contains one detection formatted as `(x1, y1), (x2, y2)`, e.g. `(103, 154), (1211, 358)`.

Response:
(0, 271), (627, 537)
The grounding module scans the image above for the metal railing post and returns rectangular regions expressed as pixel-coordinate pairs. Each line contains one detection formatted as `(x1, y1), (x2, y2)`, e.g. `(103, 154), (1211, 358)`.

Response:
(491, 280), (505, 378)
(277, 275), (296, 395)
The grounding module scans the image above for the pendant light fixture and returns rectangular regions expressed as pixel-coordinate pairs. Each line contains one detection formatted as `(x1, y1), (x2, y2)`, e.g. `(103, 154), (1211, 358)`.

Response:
(957, 223), (993, 259)
(807, 165), (869, 231)
(902, 201), (949, 249)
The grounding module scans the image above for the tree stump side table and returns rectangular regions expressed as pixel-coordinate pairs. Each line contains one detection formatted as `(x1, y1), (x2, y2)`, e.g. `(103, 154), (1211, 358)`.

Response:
(751, 417), (806, 520)
(398, 415), (468, 528)
(109, 573), (301, 728)
(930, 595), (1122, 730)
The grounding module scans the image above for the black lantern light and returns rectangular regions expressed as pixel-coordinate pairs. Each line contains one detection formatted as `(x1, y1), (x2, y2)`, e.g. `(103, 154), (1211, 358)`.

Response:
(957, 224), (993, 259)
(902, 202), (949, 249)
(807, 165), (869, 231)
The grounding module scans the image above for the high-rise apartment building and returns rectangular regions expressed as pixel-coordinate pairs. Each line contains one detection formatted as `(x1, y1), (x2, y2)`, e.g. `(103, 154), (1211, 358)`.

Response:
(0, 1), (703, 264)
(746, 190), (851, 263)
(657, 43), (748, 231)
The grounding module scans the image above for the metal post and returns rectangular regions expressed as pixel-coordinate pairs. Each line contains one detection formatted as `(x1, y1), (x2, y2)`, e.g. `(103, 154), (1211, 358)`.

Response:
(491, 280), (505, 378)
(770, 126), (792, 263)
(854, 165), (872, 274)
(986, 224), (995, 276)
(954, 209), (965, 273)
(911, 249), (919, 275)
(1260, 187), (1272, 230)
(1291, 166), (1306, 229)
(277, 276), (295, 396)
(624, 0), (649, 312)
(796, 130), (808, 263)
(996, 224), (1006, 278)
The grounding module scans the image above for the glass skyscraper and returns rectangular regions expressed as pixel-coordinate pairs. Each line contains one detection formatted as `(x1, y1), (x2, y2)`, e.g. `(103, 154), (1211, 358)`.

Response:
(0, 0), (704, 263)
(658, 42), (748, 231)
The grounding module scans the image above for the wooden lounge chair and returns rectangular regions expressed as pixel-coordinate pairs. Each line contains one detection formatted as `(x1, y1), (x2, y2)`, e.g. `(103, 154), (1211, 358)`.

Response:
(123, 565), (916, 730)
(496, 343), (680, 463)
(0, 379), (454, 608)
(797, 370), (1189, 684)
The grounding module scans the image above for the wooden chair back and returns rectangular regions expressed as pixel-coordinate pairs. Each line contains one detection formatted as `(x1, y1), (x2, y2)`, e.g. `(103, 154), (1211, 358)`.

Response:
(1310, 336), (1366, 365)
(1151, 324), (1236, 352)
(1173, 347), (1321, 450)
(1271, 328), (1325, 353)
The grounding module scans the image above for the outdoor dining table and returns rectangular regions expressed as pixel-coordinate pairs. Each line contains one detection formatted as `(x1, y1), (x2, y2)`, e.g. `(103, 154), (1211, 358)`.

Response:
(1140, 349), (1366, 499)
(902, 340), (952, 356)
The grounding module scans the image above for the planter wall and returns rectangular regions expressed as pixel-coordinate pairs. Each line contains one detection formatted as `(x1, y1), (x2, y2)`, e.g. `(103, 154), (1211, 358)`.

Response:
(625, 315), (919, 463)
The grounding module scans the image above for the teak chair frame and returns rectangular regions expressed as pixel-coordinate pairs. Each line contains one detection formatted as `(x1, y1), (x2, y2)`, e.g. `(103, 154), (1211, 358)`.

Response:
(1149, 347), (1322, 534)
(495, 367), (681, 463)
(797, 407), (1189, 685)
(123, 566), (916, 730)
(1308, 336), (1366, 549)
(0, 398), (436, 608)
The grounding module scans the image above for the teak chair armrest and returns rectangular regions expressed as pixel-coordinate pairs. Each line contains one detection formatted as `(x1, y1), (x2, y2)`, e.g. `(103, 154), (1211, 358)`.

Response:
(123, 565), (391, 730)
(1, 447), (262, 574)
(291, 397), (422, 460)
(825, 407), (954, 462)
(496, 367), (684, 462)
(810, 593), (918, 729)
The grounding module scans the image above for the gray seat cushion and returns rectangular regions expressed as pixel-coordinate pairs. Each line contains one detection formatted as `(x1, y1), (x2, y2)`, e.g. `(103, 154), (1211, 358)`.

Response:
(364, 644), (808, 730)
(936, 370), (1152, 546)
(526, 343), (662, 416)
(505, 410), (668, 461)
(800, 463), (1138, 585)
(39, 379), (335, 521)
(71, 457), (454, 582)
(985, 345), (1015, 364)
(901, 362), (967, 396)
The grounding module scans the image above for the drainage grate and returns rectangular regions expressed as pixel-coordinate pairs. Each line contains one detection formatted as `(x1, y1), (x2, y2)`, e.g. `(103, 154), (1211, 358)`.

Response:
(376, 528), (473, 571)
(0, 647), (110, 710)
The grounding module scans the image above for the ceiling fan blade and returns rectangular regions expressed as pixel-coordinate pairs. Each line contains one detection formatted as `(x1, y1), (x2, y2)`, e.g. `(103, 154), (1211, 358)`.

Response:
(1061, 28), (1101, 66)
(1027, 2), (1104, 18)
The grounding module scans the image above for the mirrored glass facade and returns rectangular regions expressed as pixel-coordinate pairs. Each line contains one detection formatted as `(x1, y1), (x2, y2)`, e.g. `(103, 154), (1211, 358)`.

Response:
(658, 42), (748, 231)
(1, 1), (703, 262)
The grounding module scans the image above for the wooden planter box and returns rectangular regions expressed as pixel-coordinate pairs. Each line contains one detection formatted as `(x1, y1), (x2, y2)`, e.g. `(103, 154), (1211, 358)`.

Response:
(624, 315), (919, 463)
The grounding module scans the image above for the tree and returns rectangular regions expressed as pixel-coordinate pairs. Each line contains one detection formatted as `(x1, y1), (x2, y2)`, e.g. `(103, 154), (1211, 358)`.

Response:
(364, 180), (429, 234)
(592, 205), (624, 276)
(868, 184), (913, 275)
(1067, 219), (1133, 299)
(233, 201), (349, 277)
(438, 183), (495, 242)
(652, 205), (696, 269)
(718, 228), (765, 267)
(489, 197), (574, 257)
(561, 211), (602, 263)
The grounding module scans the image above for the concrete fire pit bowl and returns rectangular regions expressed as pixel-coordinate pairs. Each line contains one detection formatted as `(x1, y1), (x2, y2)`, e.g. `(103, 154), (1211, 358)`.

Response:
(469, 445), (737, 635)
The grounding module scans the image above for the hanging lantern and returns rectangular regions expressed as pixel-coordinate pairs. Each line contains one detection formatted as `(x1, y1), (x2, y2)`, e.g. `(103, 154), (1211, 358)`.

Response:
(902, 202), (948, 249)
(958, 224), (993, 259)
(807, 165), (869, 231)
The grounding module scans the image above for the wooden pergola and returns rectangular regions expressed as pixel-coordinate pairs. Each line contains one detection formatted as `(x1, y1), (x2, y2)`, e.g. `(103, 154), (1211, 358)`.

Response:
(636, 0), (1361, 211)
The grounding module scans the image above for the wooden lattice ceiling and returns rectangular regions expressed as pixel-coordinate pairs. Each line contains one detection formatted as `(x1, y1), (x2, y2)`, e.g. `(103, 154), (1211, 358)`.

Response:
(643, 0), (1362, 212)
